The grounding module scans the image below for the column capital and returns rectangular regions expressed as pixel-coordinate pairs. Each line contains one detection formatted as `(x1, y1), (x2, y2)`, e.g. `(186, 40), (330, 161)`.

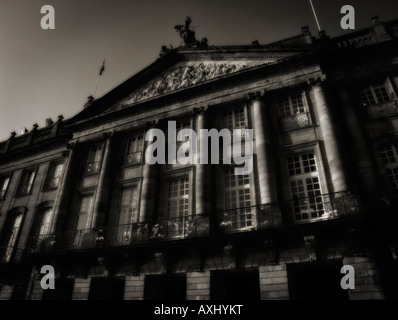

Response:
(145, 120), (158, 130)
(102, 131), (114, 140)
(66, 142), (76, 150)
(192, 106), (207, 115)
(307, 74), (327, 87)
(247, 91), (265, 102)
(62, 150), (70, 158)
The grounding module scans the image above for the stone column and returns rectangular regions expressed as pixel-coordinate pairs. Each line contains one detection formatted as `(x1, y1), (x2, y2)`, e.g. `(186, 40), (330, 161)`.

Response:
(51, 142), (78, 234)
(92, 132), (114, 228)
(139, 121), (159, 223)
(339, 86), (379, 196)
(194, 106), (210, 215)
(309, 76), (349, 193)
(249, 92), (278, 204)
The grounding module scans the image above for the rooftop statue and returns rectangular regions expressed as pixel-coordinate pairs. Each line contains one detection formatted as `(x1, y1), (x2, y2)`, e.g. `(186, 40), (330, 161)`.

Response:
(174, 16), (197, 45)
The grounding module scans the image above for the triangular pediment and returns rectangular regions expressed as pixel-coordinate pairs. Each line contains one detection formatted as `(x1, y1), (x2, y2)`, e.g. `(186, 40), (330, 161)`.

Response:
(119, 58), (273, 106)
(72, 42), (315, 123)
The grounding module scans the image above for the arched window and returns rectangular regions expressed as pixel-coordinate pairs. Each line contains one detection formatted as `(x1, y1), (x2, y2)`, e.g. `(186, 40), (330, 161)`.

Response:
(0, 207), (26, 263)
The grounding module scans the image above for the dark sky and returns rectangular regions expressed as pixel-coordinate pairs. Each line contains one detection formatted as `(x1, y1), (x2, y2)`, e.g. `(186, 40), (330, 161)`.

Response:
(1, 0), (398, 141)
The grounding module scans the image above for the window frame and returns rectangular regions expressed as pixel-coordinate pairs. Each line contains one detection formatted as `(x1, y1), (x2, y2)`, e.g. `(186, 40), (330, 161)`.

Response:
(84, 143), (104, 176)
(15, 167), (37, 197)
(0, 207), (27, 263)
(278, 91), (308, 118)
(281, 143), (329, 223)
(222, 166), (255, 230)
(123, 133), (144, 167)
(166, 116), (194, 170)
(158, 168), (193, 238)
(0, 173), (12, 200)
(43, 160), (64, 191)
(360, 78), (396, 107)
(378, 141), (398, 197)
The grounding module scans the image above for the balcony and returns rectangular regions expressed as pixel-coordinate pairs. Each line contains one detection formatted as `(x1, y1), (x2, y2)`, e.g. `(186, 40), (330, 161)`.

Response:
(282, 191), (360, 223)
(84, 161), (102, 175)
(279, 112), (311, 132)
(364, 100), (398, 119)
(0, 246), (24, 264)
(124, 151), (143, 166)
(28, 214), (210, 254)
(27, 192), (359, 255)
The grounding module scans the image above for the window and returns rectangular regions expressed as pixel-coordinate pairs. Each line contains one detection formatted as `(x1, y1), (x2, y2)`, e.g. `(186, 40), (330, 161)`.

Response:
(85, 145), (103, 175)
(0, 212), (24, 263)
(223, 169), (253, 229)
(167, 177), (189, 237)
(279, 94), (305, 117)
(124, 135), (143, 166)
(288, 153), (325, 220)
(379, 143), (398, 197)
(223, 107), (247, 130)
(31, 207), (54, 251)
(278, 93), (311, 132)
(44, 161), (64, 190)
(73, 195), (94, 246)
(176, 119), (192, 154)
(75, 195), (94, 230)
(0, 174), (11, 200)
(360, 81), (391, 106)
(117, 186), (139, 243)
(16, 168), (36, 196)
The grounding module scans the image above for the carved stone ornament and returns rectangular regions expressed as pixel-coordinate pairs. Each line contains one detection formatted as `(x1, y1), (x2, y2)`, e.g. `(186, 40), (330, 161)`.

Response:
(192, 106), (207, 115)
(247, 91), (264, 102)
(124, 61), (255, 105)
(307, 74), (327, 87)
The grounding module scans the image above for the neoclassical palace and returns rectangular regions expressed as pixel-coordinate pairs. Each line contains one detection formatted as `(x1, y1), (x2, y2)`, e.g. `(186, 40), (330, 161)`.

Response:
(1, 17), (398, 300)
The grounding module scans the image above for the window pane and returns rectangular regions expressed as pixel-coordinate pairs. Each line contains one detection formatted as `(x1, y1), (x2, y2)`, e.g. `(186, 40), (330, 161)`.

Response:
(380, 143), (398, 196)
(1, 176), (10, 199)
(223, 107), (247, 130)
(17, 169), (35, 195)
(224, 169), (252, 229)
(167, 177), (190, 218)
(76, 196), (93, 230)
(118, 187), (138, 225)
(361, 82), (391, 106)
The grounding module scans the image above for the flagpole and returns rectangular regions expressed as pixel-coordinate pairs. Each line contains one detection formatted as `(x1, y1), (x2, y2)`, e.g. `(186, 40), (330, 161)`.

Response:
(92, 59), (105, 98)
(309, 0), (321, 32)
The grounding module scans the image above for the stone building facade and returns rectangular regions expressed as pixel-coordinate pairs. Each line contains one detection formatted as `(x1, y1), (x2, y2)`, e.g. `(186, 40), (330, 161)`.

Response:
(1, 17), (398, 300)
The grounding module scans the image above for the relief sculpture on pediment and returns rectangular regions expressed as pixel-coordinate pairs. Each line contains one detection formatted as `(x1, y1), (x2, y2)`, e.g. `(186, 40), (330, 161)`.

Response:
(126, 61), (248, 104)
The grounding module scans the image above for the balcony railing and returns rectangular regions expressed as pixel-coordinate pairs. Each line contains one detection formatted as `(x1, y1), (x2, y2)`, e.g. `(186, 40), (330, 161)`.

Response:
(27, 192), (359, 254)
(124, 151), (143, 166)
(217, 202), (283, 233)
(364, 100), (398, 119)
(28, 214), (210, 253)
(0, 246), (24, 264)
(84, 161), (102, 175)
(279, 112), (311, 132)
(282, 191), (360, 223)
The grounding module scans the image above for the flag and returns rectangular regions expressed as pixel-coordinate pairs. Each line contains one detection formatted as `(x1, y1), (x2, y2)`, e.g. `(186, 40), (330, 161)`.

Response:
(99, 60), (105, 76)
